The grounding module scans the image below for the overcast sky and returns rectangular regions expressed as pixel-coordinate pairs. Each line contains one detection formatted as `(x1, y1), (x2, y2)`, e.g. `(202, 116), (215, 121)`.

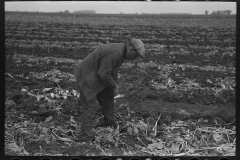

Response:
(5, 1), (236, 14)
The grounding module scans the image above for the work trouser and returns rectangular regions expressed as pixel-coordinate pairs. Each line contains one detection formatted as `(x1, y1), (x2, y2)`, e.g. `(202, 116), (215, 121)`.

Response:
(78, 87), (116, 136)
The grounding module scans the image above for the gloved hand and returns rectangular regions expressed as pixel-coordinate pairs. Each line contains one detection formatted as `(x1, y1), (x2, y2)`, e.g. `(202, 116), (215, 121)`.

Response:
(113, 85), (119, 97)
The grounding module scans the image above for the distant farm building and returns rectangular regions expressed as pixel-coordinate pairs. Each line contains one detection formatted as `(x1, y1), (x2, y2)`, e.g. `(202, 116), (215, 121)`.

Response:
(73, 10), (96, 14)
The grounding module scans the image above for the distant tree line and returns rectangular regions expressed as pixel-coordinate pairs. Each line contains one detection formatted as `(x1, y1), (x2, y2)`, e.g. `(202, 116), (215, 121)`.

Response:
(205, 10), (232, 15)
(118, 13), (192, 15)
(73, 10), (96, 14)
(55, 10), (96, 14)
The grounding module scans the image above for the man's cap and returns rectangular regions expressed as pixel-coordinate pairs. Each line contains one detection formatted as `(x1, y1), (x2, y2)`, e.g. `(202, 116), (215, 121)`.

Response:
(130, 38), (145, 59)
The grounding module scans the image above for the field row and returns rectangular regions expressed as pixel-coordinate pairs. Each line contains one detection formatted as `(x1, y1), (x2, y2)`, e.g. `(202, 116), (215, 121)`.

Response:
(6, 53), (235, 106)
(12, 53), (235, 74)
(5, 23), (235, 39)
(5, 39), (235, 68)
(7, 52), (236, 93)
(5, 38), (235, 56)
(5, 12), (236, 28)
(5, 13), (236, 69)
(5, 22), (235, 47)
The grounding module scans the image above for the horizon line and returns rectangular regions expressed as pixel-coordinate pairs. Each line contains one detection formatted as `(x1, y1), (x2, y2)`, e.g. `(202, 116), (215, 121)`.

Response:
(5, 10), (236, 15)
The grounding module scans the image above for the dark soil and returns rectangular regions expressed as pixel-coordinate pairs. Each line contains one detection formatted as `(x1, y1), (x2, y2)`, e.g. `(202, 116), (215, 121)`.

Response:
(5, 12), (235, 156)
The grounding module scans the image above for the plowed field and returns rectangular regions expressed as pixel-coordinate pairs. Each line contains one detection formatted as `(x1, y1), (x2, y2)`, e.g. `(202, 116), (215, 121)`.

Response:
(5, 12), (236, 156)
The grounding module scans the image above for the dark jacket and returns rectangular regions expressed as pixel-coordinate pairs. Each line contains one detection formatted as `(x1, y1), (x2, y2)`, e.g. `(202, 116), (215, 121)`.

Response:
(74, 43), (127, 101)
